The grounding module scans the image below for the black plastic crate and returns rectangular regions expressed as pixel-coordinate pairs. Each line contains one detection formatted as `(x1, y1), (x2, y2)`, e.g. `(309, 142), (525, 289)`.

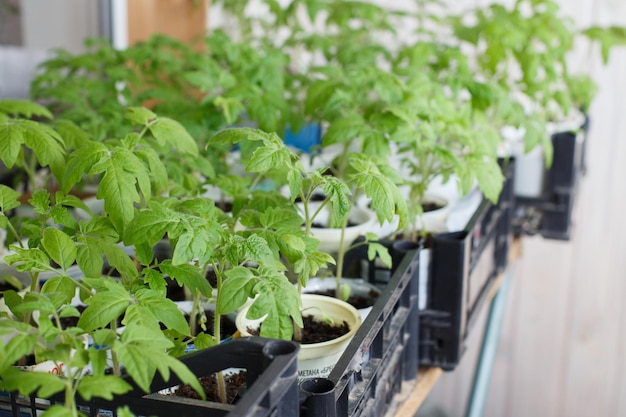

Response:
(0, 338), (300, 417)
(418, 196), (503, 370)
(513, 115), (589, 240)
(300, 248), (420, 417)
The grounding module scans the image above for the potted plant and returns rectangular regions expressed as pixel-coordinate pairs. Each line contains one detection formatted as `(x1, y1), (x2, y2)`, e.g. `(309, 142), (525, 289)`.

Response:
(0, 100), (210, 417)
(205, 126), (407, 378)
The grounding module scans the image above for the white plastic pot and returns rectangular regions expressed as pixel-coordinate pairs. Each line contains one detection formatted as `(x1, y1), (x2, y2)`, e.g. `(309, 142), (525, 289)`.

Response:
(236, 294), (361, 380)
(415, 193), (451, 234)
(302, 277), (380, 322)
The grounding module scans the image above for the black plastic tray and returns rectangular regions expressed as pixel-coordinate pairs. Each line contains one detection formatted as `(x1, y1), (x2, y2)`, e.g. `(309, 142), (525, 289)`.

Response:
(418, 194), (503, 370)
(0, 338), (300, 417)
(513, 115), (589, 240)
(300, 248), (420, 417)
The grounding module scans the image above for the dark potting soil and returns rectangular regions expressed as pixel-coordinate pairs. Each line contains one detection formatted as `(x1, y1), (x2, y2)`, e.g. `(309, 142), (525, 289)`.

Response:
(301, 314), (350, 344)
(312, 220), (358, 228)
(308, 289), (379, 310)
(246, 314), (350, 344)
(173, 370), (247, 404)
(422, 201), (445, 212)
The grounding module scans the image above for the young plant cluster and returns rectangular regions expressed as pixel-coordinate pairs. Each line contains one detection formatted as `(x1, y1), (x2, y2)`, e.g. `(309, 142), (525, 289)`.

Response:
(1, 0), (625, 415)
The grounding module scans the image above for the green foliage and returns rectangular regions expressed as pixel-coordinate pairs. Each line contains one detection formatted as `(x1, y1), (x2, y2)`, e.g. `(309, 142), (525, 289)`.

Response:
(582, 25), (626, 65)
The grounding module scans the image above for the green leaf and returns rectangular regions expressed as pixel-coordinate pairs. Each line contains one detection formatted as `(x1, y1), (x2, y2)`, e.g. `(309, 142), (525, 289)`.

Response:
(247, 271), (302, 340)
(124, 202), (178, 247)
(114, 336), (204, 399)
(116, 406), (137, 417)
(193, 332), (216, 350)
(243, 234), (282, 268)
(77, 375), (132, 400)
(121, 304), (165, 341)
(0, 366), (65, 398)
(98, 147), (151, 232)
(217, 266), (257, 315)
(134, 147), (169, 196)
(0, 333), (38, 372)
(259, 207), (303, 231)
(78, 282), (130, 331)
(30, 189), (51, 215)
(367, 242), (392, 269)
(322, 114), (365, 146)
(208, 127), (269, 146)
(159, 354), (206, 400)
(103, 243), (139, 284)
(126, 107), (157, 125)
(41, 228), (77, 270)
(63, 141), (108, 193)
(171, 227), (217, 266)
(468, 156), (505, 203)
(246, 141), (292, 173)
(159, 261), (212, 298)
(349, 154), (401, 224)
(41, 275), (76, 309)
(293, 245), (335, 287)
(111, 343), (158, 393)
(0, 99), (53, 119)
(76, 237), (105, 278)
(214, 96), (246, 125)
(322, 176), (352, 227)
(52, 119), (91, 150)
(40, 405), (75, 417)
(0, 118), (24, 168)
(136, 289), (190, 335)
(5, 246), (52, 273)
(0, 184), (21, 212)
(142, 268), (167, 294)
(21, 120), (66, 180)
(149, 117), (199, 156)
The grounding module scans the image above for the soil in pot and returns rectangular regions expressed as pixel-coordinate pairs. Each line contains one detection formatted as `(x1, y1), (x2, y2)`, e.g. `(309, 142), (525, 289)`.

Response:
(172, 370), (247, 404)
(422, 200), (445, 212)
(312, 219), (359, 228)
(300, 315), (350, 344)
(247, 314), (350, 344)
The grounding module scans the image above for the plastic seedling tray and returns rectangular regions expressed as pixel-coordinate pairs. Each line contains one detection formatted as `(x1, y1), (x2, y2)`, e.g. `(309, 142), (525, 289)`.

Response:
(513, 116), (589, 240)
(299, 248), (420, 417)
(0, 338), (300, 417)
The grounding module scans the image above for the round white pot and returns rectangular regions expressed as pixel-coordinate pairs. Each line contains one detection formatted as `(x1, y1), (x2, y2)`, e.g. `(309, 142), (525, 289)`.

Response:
(415, 193), (451, 234)
(300, 202), (378, 254)
(302, 277), (380, 322)
(236, 294), (361, 380)
(501, 125), (546, 198)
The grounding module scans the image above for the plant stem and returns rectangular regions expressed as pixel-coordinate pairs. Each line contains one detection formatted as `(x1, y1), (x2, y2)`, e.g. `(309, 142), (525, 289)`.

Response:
(111, 320), (121, 377)
(335, 192), (358, 298)
(212, 262), (227, 404)
(65, 379), (79, 417)
(190, 291), (199, 337)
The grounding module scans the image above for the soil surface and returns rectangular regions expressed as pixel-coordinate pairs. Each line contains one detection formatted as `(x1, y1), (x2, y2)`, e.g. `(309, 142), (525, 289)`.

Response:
(422, 201), (445, 212)
(300, 314), (350, 343)
(173, 370), (247, 404)
(248, 314), (350, 344)
(312, 220), (358, 228)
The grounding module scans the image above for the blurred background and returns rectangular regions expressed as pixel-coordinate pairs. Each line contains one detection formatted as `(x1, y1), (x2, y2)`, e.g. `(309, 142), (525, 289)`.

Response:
(1, 1), (625, 416)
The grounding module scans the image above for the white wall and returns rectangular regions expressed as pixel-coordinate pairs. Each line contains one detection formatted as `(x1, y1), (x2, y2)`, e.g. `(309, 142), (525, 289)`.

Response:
(19, 0), (101, 53)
